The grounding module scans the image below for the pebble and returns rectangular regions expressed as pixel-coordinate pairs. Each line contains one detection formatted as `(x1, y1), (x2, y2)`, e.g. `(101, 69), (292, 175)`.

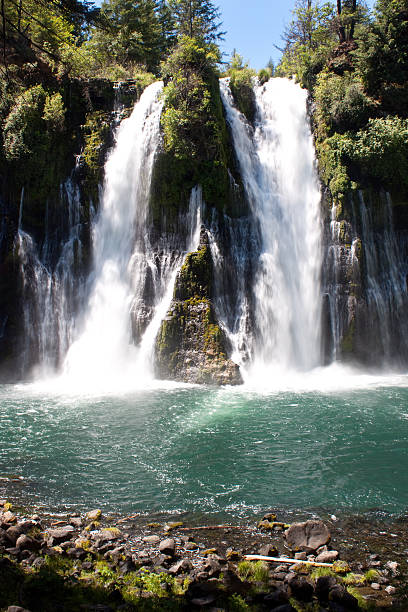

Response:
(294, 551), (307, 560)
(143, 535), (160, 544)
(87, 509), (102, 521)
(371, 582), (381, 590)
(315, 550), (339, 563)
(385, 561), (399, 575)
(385, 585), (396, 595)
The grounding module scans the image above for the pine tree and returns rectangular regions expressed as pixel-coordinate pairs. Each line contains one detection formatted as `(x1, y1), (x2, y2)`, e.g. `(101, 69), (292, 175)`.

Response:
(98, 0), (163, 70)
(169, 0), (224, 43)
(354, 0), (408, 114)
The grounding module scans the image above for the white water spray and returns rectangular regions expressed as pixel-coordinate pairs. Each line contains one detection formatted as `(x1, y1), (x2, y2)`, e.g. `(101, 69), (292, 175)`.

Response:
(15, 178), (86, 377)
(62, 83), (202, 389)
(220, 78), (322, 376)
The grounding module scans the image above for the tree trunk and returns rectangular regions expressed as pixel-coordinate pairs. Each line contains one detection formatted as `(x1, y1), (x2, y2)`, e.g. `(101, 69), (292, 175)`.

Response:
(1, 0), (8, 78)
(337, 0), (346, 43)
(349, 0), (357, 40)
(17, 0), (23, 32)
(188, 0), (193, 37)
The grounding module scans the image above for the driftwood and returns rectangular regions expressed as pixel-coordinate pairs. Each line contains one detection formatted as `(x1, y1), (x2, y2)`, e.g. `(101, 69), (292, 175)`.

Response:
(244, 554), (334, 567)
(179, 525), (241, 531)
(117, 514), (140, 523)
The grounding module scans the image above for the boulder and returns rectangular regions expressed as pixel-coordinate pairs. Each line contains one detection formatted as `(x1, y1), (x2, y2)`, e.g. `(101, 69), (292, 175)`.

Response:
(385, 561), (399, 576)
(285, 520), (330, 552)
(222, 569), (251, 595)
(86, 509), (102, 521)
(259, 543), (279, 557)
(15, 534), (41, 551)
(5, 525), (25, 545)
(329, 584), (359, 609)
(0, 530), (9, 546)
(203, 556), (222, 577)
(159, 538), (176, 556)
(263, 588), (289, 607)
(94, 528), (121, 544)
(1, 511), (17, 525)
(287, 575), (314, 601)
(47, 525), (75, 545)
(186, 576), (221, 603)
(168, 558), (193, 575)
(315, 575), (338, 601)
(294, 551), (307, 561)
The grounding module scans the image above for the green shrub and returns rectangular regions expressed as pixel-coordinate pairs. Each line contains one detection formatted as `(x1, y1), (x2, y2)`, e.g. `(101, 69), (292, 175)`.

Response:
(333, 117), (408, 192)
(315, 72), (376, 135)
(237, 560), (269, 585)
(258, 68), (271, 85)
(3, 85), (46, 160)
(161, 36), (220, 160)
(229, 67), (256, 122)
(43, 92), (65, 131)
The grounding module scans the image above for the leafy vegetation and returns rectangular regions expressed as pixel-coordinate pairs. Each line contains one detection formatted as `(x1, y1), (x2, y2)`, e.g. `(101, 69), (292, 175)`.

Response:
(226, 52), (256, 122)
(277, 0), (408, 200)
(0, 550), (189, 611)
(237, 560), (270, 585)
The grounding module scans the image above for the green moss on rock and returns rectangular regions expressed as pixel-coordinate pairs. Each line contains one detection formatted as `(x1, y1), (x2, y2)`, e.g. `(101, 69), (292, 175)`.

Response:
(155, 229), (242, 386)
(150, 37), (247, 228)
(229, 69), (257, 123)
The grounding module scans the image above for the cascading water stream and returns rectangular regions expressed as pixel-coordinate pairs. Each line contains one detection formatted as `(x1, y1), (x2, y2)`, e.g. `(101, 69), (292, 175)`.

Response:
(220, 78), (322, 377)
(15, 178), (86, 377)
(62, 82), (202, 389)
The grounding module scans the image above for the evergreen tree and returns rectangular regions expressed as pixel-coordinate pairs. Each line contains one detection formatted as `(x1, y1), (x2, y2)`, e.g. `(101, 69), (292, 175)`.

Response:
(282, 0), (335, 52)
(354, 0), (408, 115)
(334, 0), (369, 42)
(96, 0), (163, 71)
(169, 0), (224, 44)
(156, 0), (176, 56)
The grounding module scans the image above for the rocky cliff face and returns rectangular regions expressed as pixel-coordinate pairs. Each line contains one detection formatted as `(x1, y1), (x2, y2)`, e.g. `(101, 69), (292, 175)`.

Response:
(2, 72), (408, 384)
(0, 79), (138, 381)
(155, 227), (243, 385)
(321, 188), (408, 368)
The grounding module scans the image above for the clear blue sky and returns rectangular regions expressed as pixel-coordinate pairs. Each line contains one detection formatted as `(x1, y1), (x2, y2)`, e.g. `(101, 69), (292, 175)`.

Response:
(216, 0), (377, 70)
(93, 1), (377, 71)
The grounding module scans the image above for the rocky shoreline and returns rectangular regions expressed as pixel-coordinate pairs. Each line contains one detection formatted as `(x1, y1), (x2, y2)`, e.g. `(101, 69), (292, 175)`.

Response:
(0, 500), (407, 611)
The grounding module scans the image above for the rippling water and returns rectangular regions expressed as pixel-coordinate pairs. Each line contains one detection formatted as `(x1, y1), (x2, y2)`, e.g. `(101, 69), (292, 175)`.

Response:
(1, 366), (408, 518)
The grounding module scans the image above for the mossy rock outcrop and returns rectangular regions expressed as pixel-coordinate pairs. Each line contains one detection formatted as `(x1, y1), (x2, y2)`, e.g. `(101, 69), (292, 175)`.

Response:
(155, 227), (242, 386)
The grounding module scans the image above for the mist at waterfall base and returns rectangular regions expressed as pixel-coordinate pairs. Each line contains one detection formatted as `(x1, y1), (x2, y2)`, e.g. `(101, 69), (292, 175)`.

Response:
(2, 81), (408, 520)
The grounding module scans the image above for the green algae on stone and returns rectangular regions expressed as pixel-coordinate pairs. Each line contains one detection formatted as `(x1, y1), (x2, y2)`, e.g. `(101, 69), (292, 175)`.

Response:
(155, 228), (242, 386)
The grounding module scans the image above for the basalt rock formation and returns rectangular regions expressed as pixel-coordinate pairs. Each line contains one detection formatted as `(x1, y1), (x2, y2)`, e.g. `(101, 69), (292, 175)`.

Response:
(155, 227), (242, 385)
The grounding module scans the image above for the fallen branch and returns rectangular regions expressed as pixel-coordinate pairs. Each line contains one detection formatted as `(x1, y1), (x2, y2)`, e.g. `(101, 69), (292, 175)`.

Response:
(179, 525), (241, 531)
(244, 554), (334, 568)
(117, 515), (140, 523)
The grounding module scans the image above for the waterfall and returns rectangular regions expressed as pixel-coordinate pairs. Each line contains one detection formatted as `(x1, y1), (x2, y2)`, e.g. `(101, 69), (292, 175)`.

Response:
(322, 190), (408, 367)
(358, 192), (408, 362)
(14, 178), (86, 377)
(207, 210), (257, 366)
(220, 78), (322, 375)
(62, 82), (202, 388)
